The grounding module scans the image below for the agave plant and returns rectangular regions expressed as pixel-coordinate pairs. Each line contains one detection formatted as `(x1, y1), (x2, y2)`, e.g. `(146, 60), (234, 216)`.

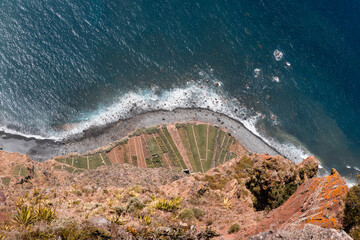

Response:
(107, 215), (125, 225)
(37, 204), (56, 222)
(12, 204), (36, 227)
(140, 216), (152, 226)
(154, 196), (181, 212)
(222, 197), (232, 209)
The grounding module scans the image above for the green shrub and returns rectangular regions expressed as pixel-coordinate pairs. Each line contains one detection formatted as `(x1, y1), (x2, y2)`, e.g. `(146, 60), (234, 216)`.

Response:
(178, 208), (194, 221)
(202, 174), (229, 190)
(344, 186), (360, 232)
(228, 223), (240, 234)
(56, 222), (111, 240)
(191, 208), (205, 219)
(114, 205), (125, 216)
(126, 197), (144, 213)
(350, 226), (360, 240)
(18, 228), (54, 239)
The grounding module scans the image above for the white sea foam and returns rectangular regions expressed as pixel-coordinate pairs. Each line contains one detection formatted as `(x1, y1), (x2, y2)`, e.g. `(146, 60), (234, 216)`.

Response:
(1, 79), (315, 166)
(0, 126), (60, 141)
(273, 49), (284, 61)
(57, 81), (313, 165)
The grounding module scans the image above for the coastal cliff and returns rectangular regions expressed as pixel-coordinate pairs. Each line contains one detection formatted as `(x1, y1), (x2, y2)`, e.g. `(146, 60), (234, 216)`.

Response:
(0, 123), (354, 239)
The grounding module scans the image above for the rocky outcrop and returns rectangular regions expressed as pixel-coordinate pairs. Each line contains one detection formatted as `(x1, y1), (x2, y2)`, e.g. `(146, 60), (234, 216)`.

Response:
(245, 154), (318, 211)
(249, 224), (352, 240)
(244, 168), (349, 238)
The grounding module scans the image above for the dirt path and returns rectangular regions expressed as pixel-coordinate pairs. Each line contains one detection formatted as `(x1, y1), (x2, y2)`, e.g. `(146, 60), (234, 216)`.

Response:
(99, 153), (106, 165)
(205, 124), (209, 161)
(192, 125), (204, 172)
(135, 136), (146, 168)
(221, 134), (226, 148)
(167, 124), (193, 171)
(162, 153), (173, 169)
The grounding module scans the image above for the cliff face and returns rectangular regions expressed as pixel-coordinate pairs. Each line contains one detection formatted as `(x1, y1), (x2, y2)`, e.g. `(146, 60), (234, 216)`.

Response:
(243, 168), (349, 239)
(0, 148), (351, 239)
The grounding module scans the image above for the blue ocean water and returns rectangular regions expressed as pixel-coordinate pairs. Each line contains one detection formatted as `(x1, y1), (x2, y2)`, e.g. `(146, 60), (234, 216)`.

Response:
(1, 0), (360, 182)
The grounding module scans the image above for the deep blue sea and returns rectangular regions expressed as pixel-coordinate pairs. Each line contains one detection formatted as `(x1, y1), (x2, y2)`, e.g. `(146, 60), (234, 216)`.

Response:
(1, 0), (360, 183)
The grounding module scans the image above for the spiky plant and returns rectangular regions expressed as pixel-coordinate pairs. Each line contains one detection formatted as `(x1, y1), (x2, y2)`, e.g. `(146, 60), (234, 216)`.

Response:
(222, 197), (232, 209)
(154, 196), (181, 212)
(140, 216), (152, 226)
(12, 204), (36, 227)
(37, 204), (56, 222)
(107, 215), (125, 225)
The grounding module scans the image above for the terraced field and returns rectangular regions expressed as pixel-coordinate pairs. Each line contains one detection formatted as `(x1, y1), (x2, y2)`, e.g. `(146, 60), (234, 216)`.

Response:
(54, 123), (243, 173)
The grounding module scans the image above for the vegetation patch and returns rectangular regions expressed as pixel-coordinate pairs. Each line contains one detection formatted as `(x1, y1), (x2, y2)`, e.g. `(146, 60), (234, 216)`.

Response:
(147, 137), (162, 156)
(146, 156), (163, 168)
(12, 165), (29, 177)
(177, 126), (200, 172)
(193, 124), (207, 160)
(73, 157), (88, 169)
(228, 223), (240, 234)
(202, 174), (229, 190)
(178, 208), (195, 221)
(344, 185), (360, 237)
(154, 196), (181, 212)
(245, 157), (299, 211)
(88, 154), (103, 169)
(126, 197), (144, 212)
(1, 177), (11, 186)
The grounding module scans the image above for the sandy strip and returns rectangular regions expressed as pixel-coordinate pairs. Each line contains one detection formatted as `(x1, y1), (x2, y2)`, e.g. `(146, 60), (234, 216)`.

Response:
(0, 108), (279, 161)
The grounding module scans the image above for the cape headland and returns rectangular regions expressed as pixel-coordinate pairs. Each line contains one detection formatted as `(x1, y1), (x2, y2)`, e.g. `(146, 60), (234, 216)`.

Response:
(0, 117), (358, 239)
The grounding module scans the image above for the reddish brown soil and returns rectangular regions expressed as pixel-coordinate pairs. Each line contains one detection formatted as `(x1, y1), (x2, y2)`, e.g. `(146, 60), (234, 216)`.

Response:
(134, 136), (146, 168)
(140, 134), (152, 159)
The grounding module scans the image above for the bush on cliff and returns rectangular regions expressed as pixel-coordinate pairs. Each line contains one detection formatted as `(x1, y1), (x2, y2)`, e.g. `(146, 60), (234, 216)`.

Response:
(344, 185), (360, 235)
(246, 177), (299, 211)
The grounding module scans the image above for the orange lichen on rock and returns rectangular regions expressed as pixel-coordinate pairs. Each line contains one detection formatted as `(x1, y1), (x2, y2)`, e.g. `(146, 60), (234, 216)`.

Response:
(243, 167), (349, 238)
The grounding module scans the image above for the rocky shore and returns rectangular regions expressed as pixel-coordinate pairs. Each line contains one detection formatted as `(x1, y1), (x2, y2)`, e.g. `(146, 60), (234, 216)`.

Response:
(0, 108), (278, 161)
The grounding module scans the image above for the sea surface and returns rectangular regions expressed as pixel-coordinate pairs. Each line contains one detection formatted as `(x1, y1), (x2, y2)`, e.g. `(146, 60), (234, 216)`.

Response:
(1, 1), (360, 183)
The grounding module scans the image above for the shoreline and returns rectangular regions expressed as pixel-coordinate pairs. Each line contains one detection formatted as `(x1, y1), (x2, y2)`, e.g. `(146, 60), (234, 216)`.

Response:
(0, 108), (279, 161)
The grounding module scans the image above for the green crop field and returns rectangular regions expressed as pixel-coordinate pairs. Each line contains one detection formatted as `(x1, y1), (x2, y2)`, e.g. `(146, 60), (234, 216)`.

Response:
(185, 125), (200, 164)
(193, 124), (207, 160)
(12, 165), (29, 177)
(64, 166), (75, 173)
(147, 137), (163, 156)
(158, 130), (179, 168)
(162, 127), (186, 169)
(55, 158), (65, 164)
(123, 146), (129, 163)
(1, 177), (11, 186)
(73, 157), (88, 169)
(89, 155), (103, 169)
(51, 123), (237, 174)
(102, 153), (111, 165)
(146, 155), (164, 168)
(177, 127), (199, 172)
